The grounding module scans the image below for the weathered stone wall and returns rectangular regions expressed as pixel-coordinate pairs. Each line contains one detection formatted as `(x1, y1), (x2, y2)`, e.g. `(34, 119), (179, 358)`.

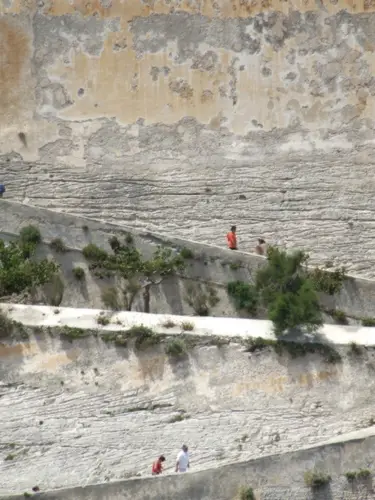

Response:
(2, 199), (375, 320)
(2, 1), (375, 276)
(4, 430), (375, 500)
(1, 310), (375, 495)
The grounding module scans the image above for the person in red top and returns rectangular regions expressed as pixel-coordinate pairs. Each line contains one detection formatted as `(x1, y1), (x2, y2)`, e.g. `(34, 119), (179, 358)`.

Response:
(152, 455), (166, 475)
(226, 225), (237, 250)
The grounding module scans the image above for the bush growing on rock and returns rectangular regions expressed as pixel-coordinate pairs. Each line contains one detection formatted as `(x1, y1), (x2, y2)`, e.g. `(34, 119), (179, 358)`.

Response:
(304, 470), (331, 488)
(19, 225), (41, 246)
(165, 338), (187, 358)
(0, 237), (59, 300)
(237, 486), (255, 500)
(184, 282), (220, 316)
(49, 238), (67, 253)
(228, 247), (330, 335)
(72, 266), (85, 281)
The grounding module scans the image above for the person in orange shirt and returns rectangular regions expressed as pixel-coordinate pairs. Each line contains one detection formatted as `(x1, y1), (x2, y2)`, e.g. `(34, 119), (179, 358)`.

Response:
(226, 225), (237, 250)
(152, 455), (166, 475)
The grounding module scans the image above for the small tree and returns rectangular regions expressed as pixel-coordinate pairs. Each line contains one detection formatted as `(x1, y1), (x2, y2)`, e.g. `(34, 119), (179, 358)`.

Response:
(256, 247), (323, 335)
(83, 237), (185, 312)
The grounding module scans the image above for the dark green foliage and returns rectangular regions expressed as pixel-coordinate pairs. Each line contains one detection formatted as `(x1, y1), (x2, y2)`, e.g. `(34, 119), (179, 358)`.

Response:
(168, 413), (190, 423)
(345, 469), (371, 481)
(165, 338), (187, 358)
(243, 336), (275, 353)
(125, 233), (134, 245)
(309, 265), (346, 295)
(125, 325), (158, 349)
(82, 243), (108, 262)
(84, 237), (185, 312)
(97, 314), (110, 326)
(0, 239), (59, 298)
(238, 486), (255, 500)
(329, 309), (348, 325)
(45, 273), (65, 306)
(362, 317), (375, 327)
(243, 336), (341, 363)
(101, 286), (121, 310)
(304, 470), (331, 488)
(0, 309), (15, 338)
(256, 247), (322, 335)
(227, 281), (258, 316)
(357, 469), (371, 479)
(49, 238), (67, 253)
(72, 266), (85, 280)
(59, 326), (89, 339)
(180, 247), (194, 259)
(184, 282), (220, 316)
(349, 342), (362, 355)
(19, 225), (41, 246)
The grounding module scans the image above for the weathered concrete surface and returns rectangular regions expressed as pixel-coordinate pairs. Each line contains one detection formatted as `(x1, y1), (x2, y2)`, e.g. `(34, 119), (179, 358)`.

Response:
(2, 199), (375, 320)
(4, 429), (375, 500)
(2, 2), (375, 276)
(1, 306), (375, 495)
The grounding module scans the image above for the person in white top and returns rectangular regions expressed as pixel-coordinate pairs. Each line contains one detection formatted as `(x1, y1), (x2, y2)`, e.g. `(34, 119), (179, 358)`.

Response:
(175, 444), (190, 473)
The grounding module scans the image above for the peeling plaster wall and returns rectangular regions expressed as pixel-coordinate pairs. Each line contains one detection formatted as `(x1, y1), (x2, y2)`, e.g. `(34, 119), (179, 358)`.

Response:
(2, 1), (375, 276)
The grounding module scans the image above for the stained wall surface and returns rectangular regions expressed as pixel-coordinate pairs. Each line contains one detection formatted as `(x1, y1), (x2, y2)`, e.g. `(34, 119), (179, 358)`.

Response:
(1, 310), (375, 495)
(1, 1), (375, 276)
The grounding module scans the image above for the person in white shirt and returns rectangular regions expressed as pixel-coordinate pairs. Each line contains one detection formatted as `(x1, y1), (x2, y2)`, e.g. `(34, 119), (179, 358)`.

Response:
(175, 444), (190, 473)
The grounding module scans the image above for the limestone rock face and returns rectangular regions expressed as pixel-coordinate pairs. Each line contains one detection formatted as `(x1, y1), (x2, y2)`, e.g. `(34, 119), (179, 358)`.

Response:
(1, 324), (375, 495)
(2, 1), (375, 276)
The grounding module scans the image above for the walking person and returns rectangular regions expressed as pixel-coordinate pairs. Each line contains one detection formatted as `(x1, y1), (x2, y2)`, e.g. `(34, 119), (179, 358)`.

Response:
(255, 238), (267, 255)
(226, 225), (237, 250)
(0, 184), (5, 198)
(152, 455), (166, 475)
(175, 444), (190, 473)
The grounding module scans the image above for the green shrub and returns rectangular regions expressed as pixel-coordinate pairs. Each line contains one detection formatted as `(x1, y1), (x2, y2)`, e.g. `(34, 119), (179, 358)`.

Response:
(362, 317), (375, 327)
(309, 266), (346, 295)
(243, 336), (275, 352)
(49, 238), (67, 253)
(72, 266), (85, 280)
(227, 281), (258, 316)
(230, 262), (242, 271)
(97, 313), (110, 326)
(165, 338), (187, 358)
(346, 469), (371, 481)
(238, 486), (255, 500)
(162, 319), (176, 328)
(256, 247), (323, 335)
(82, 243), (108, 261)
(349, 342), (362, 355)
(357, 469), (371, 479)
(125, 325), (158, 350)
(345, 471), (357, 481)
(0, 309), (14, 338)
(330, 309), (348, 325)
(184, 283), (220, 316)
(304, 470), (331, 488)
(19, 225), (41, 245)
(168, 413), (190, 423)
(59, 326), (88, 339)
(0, 238), (59, 299)
(180, 247), (194, 259)
(181, 321), (194, 331)
(125, 233), (134, 245)
(45, 274), (65, 307)
(101, 286), (121, 310)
